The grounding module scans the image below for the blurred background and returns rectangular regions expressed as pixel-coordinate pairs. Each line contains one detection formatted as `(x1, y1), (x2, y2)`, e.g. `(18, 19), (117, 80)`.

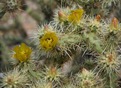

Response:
(0, 0), (121, 72)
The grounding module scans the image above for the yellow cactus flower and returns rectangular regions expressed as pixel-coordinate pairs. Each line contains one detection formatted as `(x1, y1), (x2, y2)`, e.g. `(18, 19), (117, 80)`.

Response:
(13, 43), (32, 62)
(40, 31), (58, 51)
(68, 8), (84, 24)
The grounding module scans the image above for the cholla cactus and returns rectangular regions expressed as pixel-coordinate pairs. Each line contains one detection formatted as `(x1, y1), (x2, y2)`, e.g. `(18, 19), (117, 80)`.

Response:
(32, 24), (61, 58)
(74, 68), (103, 88)
(95, 52), (121, 88)
(0, 69), (28, 88)
(1, 0), (121, 88)
(42, 66), (63, 84)
(0, 0), (25, 18)
(33, 24), (81, 60)
(96, 52), (121, 74)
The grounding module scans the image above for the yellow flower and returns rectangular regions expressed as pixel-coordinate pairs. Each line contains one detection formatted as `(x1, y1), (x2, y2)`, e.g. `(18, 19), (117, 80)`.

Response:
(40, 31), (58, 51)
(68, 9), (84, 24)
(13, 43), (32, 62)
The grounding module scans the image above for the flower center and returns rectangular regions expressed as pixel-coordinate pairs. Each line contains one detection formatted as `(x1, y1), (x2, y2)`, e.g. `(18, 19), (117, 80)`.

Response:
(46, 38), (53, 44)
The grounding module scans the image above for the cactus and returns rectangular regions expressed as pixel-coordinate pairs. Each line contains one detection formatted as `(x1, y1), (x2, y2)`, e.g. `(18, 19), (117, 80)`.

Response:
(0, 0), (121, 88)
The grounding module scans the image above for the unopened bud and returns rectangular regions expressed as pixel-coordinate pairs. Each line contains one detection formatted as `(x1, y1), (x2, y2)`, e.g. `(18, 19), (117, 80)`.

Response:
(107, 54), (113, 63)
(111, 17), (119, 29)
(44, 25), (49, 31)
(58, 10), (66, 21)
(95, 14), (101, 22)
(51, 67), (57, 76)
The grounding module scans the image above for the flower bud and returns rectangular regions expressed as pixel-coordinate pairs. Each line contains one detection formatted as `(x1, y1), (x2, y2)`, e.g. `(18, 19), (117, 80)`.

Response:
(58, 10), (67, 22)
(112, 17), (118, 28)
(95, 14), (101, 22)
